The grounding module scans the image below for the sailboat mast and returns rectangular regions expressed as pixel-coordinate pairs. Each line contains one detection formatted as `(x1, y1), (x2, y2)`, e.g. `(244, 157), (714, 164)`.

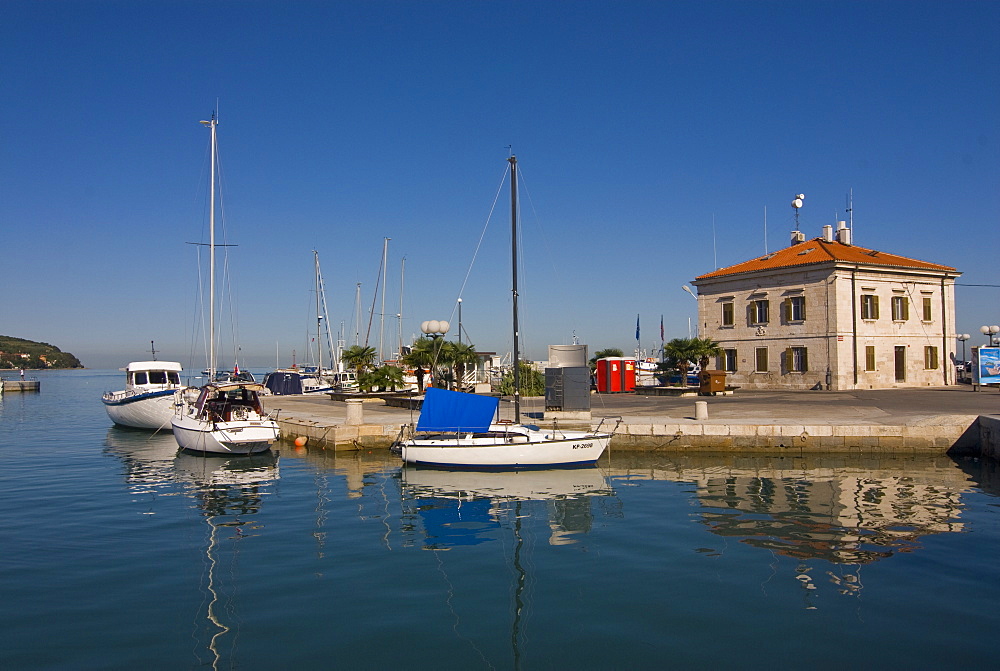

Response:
(314, 250), (322, 374)
(509, 155), (520, 424)
(200, 115), (218, 379)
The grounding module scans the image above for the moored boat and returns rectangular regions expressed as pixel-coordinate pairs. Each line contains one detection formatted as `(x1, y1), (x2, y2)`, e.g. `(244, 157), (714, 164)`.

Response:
(102, 360), (183, 430)
(394, 156), (616, 468)
(170, 113), (279, 455)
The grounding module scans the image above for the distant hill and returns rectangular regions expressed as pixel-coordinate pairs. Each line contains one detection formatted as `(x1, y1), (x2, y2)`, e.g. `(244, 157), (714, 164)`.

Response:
(0, 335), (83, 369)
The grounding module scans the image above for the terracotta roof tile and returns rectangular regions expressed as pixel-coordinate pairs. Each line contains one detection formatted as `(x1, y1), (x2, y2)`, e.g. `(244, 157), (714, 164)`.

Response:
(695, 237), (957, 280)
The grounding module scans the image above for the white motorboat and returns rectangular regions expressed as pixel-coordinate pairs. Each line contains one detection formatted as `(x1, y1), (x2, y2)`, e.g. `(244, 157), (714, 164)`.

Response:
(171, 113), (279, 455)
(394, 156), (616, 468)
(102, 360), (183, 430)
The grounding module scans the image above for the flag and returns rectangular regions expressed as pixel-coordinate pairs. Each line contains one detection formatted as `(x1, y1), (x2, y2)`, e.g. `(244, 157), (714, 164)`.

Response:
(635, 314), (640, 341)
(660, 315), (664, 342)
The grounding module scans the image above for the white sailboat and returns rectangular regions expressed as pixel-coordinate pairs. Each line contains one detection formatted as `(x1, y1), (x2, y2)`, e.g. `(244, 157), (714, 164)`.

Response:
(394, 156), (616, 468)
(102, 359), (183, 430)
(171, 114), (279, 455)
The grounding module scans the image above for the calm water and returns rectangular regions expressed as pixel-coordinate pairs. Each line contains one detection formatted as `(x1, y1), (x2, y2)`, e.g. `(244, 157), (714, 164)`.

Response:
(3, 369), (1000, 670)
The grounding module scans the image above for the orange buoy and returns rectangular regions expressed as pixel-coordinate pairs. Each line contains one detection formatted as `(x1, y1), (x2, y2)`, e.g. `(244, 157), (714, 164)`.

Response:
(294, 436), (307, 447)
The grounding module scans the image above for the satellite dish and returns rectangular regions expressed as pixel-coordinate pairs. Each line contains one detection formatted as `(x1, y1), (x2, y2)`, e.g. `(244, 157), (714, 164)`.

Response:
(791, 198), (803, 209)
(797, 194), (805, 200)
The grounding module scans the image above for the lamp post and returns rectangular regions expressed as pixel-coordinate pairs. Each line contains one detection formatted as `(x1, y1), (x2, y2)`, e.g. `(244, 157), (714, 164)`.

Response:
(682, 285), (697, 338)
(457, 298), (463, 346)
(958, 333), (970, 362)
(980, 325), (999, 346)
(421, 320), (450, 390)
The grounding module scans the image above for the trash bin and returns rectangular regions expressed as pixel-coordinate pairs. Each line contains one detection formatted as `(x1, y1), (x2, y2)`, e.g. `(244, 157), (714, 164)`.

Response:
(699, 370), (726, 395)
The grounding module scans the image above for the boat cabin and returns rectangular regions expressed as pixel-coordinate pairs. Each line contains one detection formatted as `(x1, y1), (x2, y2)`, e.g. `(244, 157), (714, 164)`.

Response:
(126, 361), (182, 388)
(195, 383), (266, 422)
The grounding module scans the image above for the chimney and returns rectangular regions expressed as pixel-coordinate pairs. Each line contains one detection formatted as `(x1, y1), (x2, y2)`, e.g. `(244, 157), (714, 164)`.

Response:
(790, 230), (806, 246)
(822, 224), (833, 242)
(835, 220), (851, 245)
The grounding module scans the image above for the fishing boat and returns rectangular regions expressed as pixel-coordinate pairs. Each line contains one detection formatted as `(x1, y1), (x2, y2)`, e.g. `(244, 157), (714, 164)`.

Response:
(393, 156), (616, 468)
(102, 360), (184, 430)
(171, 114), (279, 455)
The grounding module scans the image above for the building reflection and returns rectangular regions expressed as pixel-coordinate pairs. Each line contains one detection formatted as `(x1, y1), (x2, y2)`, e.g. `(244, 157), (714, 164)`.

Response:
(609, 454), (972, 564)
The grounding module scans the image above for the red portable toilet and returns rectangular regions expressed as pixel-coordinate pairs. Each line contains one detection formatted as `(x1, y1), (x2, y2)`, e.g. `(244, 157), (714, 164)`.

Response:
(595, 357), (636, 393)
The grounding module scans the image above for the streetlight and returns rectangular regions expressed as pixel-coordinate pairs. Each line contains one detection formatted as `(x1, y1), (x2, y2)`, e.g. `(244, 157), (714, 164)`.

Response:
(980, 325), (999, 346)
(958, 333), (971, 362)
(681, 285), (697, 338)
(421, 320), (450, 390)
(457, 298), (463, 346)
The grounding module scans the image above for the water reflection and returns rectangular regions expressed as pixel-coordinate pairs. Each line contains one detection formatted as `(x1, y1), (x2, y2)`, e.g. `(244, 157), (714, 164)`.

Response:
(400, 467), (615, 549)
(608, 453), (976, 605)
(103, 427), (279, 669)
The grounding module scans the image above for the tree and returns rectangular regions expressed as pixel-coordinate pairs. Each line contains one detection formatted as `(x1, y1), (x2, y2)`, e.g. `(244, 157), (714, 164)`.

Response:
(341, 345), (377, 376)
(589, 348), (624, 372)
(401, 337), (442, 392)
(497, 360), (545, 396)
(360, 364), (405, 392)
(659, 337), (723, 386)
(441, 341), (479, 391)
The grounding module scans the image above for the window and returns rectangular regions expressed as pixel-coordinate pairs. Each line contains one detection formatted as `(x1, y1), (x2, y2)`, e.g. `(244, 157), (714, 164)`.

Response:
(721, 302), (734, 327)
(755, 347), (768, 372)
(861, 294), (879, 320)
(785, 347), (808, 373)
(721, 349), (737, 372)
(922, 295), (933, 322)
(891, 295), (909, 321)
(925, 346), (939, 370)
(750, 299), (769, 325)
(784, 296), (806, 322)
(865, 346), (876, 371)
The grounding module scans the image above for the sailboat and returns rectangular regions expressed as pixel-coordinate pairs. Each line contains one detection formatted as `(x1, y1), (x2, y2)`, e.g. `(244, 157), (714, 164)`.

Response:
(171, 114), (280, 455)
(394, 156), (616, 468)
(263, 251), (340, 395)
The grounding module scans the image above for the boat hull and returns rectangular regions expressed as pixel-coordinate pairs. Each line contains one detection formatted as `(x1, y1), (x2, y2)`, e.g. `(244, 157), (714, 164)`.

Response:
(399, 431), (611, 469)
(171, 416), (279, 455)
(102, 390), (178, 430)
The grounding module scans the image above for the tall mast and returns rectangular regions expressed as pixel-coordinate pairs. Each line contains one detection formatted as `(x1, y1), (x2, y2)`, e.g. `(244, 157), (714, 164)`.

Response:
(200, 114), (218, 378)
(509, 155), (520, 424)
(398, 256), (405, 359)
(378, 237), (390, 362)
(314, 250), (322, 374)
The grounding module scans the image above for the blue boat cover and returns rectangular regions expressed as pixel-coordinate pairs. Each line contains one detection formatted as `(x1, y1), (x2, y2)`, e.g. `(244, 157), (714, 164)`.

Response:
(416, 388), (500, 432)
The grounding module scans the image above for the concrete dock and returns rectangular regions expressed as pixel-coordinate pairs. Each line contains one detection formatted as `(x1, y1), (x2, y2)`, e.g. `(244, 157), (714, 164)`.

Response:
(262, 386), (1000, 456)
(2, 379), (40, 392)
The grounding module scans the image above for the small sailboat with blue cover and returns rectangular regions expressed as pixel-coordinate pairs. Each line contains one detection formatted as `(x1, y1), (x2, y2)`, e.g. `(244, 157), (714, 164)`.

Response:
(394, 156), (615, 468)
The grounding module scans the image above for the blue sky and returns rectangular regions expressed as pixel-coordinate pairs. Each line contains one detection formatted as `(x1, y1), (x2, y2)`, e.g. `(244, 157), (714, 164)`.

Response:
(3, 1), (997, 369)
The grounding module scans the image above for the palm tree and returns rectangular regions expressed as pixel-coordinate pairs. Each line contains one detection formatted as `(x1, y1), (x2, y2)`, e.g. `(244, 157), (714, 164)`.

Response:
(589, 347), (624, 372)
(691, 337), (723, 372)
(497, 360), (545, 396)
(401, 337), (440, 392)
(361, 364), (405, 392)
(660, 338), (702, 386)
(442, 341), (479, 391)
(341, 345), (377, 376)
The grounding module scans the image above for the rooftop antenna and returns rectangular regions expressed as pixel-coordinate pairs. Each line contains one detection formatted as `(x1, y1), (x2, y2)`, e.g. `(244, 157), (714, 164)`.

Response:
(846, 188), (853, 231)
(763, 205), (768, 254)
(149, 340), (158, 361)
(791, 193), (805, 230)
(712, 213), (718, 269)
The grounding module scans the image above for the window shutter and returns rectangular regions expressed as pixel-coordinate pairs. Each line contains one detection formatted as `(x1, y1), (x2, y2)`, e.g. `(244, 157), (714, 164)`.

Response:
(802, 348), (808, 372)
(784, 298), (791, 322)
(873, 295), (880, 319)
(902, 297), (909, 321)
(800, 298), (806, 321)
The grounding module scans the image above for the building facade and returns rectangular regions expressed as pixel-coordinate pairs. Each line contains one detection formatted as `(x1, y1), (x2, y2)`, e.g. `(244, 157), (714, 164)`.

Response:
(691, 223), (960, 390)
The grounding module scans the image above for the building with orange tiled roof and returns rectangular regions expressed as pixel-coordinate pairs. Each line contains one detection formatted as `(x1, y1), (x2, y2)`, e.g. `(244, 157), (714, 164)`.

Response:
(690, 222), (961, 390)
